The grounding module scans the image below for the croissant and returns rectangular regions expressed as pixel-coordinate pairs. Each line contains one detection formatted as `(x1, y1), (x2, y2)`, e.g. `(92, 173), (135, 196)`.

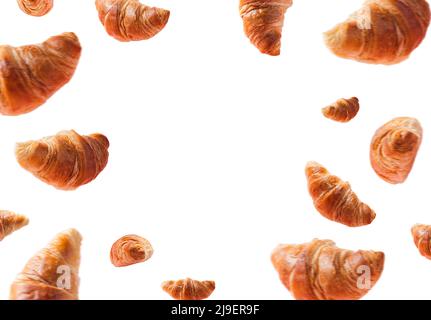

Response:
(411, 224), (431, 260)
(305, 161), (376, 227)
(239, 0), (293, 56)
(10, 229), (81, 300)
(271, 239), (385, 300)
(0, 32), (81, 116)
(0, 211), (29, 241)
(16, 130), (109, 190)
(95, 0), (170, 42)
(110, 235), (153, 267)
(370, 117), (422, 184)
(322, 97), (360, 122)
(17, 0), (53, 16)
(324, 0), (431, 64)
(162, 278), (216, 300)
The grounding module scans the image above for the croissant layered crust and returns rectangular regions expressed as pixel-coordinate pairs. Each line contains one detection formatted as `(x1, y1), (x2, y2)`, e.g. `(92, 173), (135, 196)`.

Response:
(370, 117), (422, 184)
(16, 130), (109, 190)
(322, 97), (360, 122)
(0, 32), (81, 115)
(305, 161), (376, 227)
(10, 229), (82, 300)
(162, 278), (216, 300)
(239, 0), (293, 55)
(324, 0), (431, 64)
(271, 239), (385, 300)
(110, 235), (153, 267)
(0, 211), (29, 241)
(95, 0), (170, 42)
(17, 0), (54, 16)
(412, 224), (431, 260)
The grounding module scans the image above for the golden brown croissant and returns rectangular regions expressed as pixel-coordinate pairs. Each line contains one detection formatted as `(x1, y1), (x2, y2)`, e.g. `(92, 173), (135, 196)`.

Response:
(162, 278), (216, 300)
(16, 130), (109, 190)
(0, 211), (29, 241)
(95, 0), (170, 42)
(17, 0), (53, 16)
(412, 224), (431, 260)
(0, 32), (81, 116)
(305, 161), (376, 227)
(370, 117), (422, 184)
(324, 0), (431, 64)
(239, 0), (293, 56)
(110, 235), (153, 267)
(271, 239), (385, 300)
(10, 229), (81, 300)
(322, 97), (360, 122)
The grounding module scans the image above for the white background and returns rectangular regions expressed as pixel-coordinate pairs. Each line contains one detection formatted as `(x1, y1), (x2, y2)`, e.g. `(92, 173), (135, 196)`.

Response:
(0, 0), (430, 300)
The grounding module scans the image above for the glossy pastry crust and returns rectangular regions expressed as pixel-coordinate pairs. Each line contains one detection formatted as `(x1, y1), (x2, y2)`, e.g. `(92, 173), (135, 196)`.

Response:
(17, 0), (53, 16)
(110, 235), (153, 267)
(412, 224), (431, 259)
(271, 239), (385, 300)
(0, 211), (29, 241)
(322, 97), (360, 122)
(162, 278), (216, 300)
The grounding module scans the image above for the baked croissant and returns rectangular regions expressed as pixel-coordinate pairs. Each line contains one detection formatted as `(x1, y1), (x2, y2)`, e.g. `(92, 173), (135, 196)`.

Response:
(95, 0), (170, 42)
(239, 0), (293, 56)
(271, 239), (385, 300)
(322, 97), (360, 122)
(17, 0), (53, 16)
(0, 32), (81, 116)
(110, 235), (153, 267)
(10, 229), (82, 300)
(16, 130), (109, 190)
(370, 117), (422, 184)
(411, 224), (431, 260)
(324, 0), (431, 64)
(306, 161), (376, 227)
(162, 278), (216, 300)
(0, 211), (29, 241)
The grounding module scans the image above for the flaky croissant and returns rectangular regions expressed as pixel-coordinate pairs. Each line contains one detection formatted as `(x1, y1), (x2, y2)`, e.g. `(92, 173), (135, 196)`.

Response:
(239, 0), (293, 56)
(412, 224), (431, 260)
(322, 97), (360, 123)
(162, 278), (216, 300)
(370, 117), (422, 184)
(271, 239), (385, 300)
(306, 161), (376, 227)
(0, 211), (29, 241)
(10, 229), (82, 300)
(17, 0), (53, 16)
(95, 0), (170, 42)
(0, 32), (81, 116)
(16, 130), (109, 190)
(324, 0), (431, 64)
(110, 235), (153, 267)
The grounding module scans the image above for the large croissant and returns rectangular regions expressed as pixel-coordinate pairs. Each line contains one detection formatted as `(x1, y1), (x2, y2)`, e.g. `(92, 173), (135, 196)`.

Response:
(271, 239), (385, 300)
(411, 224), (431, 260)
(370, 117), (422, 184)
(10, 229), (82, 300)
(325, 0), (431, 64)
(162, 278), (216, 300)
(0, 211), (29, 241)
(17, 0), (53, 16)
(16, 130), (109, 190)
(239, 0), (293, 56)
(0, 32), (81, 116)
(305, 162), (376, 227)
(95, 0), (170, 42)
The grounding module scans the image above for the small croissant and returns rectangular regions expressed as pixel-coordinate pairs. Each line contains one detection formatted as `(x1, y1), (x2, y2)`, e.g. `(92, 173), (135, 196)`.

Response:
(239, 0), (293, 56)
(412, 224), (431, 260)
(0, 211), (29, 241)
(271, 239), (385, 300)
(110, 235), (153, 267)
(324, 0), (431, 64)
(306, 161), (376, 227)
(162, 278), (216, 300)
(95, 0), (170, 42)
(322, 97), (360, 122)
(16, 130), (109, 190)
(17, 0), (53, 16)
(370, 117), (422, 184)
(10, 229), (82, 300)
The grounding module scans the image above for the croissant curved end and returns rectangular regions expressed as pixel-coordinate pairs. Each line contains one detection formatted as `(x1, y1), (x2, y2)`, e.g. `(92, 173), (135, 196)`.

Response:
(17, 0), (54, 17)
(15, 141), (49, 173)
(0, 211), (29, 241)
(411, 224), (431, 260)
